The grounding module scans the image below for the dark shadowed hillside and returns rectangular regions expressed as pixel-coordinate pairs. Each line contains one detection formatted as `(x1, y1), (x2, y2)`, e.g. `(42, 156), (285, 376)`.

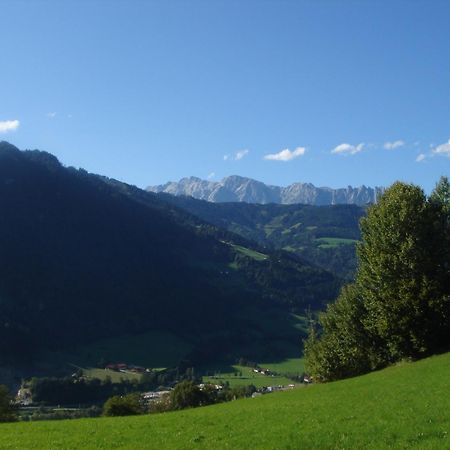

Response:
(0, 142), (338, 373)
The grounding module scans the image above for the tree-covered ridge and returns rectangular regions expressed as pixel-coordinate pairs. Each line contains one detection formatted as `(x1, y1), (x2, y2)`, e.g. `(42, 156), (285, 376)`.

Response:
(0, 142), (338, 371)
(156, 194), (365, 280)
(305, 177), (450, 381)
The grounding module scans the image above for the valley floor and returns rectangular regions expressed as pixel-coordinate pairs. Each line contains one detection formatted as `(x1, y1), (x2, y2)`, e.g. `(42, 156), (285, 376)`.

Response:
(1, 353), (449, 449)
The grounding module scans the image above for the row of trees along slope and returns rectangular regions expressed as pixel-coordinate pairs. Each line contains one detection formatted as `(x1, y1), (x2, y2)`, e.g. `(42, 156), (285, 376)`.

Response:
(305, 177), (450, 381)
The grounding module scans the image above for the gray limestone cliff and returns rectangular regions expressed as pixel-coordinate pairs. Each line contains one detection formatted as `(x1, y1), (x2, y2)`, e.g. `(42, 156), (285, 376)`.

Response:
(147, 175), (383, 206)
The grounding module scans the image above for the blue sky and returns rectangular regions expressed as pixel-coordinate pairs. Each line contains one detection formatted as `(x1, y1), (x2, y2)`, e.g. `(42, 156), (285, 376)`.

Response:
(1, 0), (449, 192)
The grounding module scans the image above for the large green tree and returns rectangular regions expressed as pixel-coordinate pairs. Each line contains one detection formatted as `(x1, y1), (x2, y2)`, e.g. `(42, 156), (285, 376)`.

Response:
(304, 284), (377, 382)
(305, 178), (450, 381)
(358, 182), (444, 360)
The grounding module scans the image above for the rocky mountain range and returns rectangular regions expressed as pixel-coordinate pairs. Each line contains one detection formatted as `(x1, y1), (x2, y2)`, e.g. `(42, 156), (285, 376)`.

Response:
(147, 175), (384, 206)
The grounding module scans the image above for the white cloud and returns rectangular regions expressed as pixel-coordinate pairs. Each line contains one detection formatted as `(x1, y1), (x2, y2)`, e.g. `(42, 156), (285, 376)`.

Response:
(432, 138), (450, 157)
(331, 142), (364, 155)
(224, 149), (249, 161)
(46, 112), (57, 118)
(384, 140), (405, 150)
(235, 149), (249, 160)
(207, 172), (215, 179)
(416, 153), (426, 162)
(264, 147), (306, 162)
(0, 119), (20, 133)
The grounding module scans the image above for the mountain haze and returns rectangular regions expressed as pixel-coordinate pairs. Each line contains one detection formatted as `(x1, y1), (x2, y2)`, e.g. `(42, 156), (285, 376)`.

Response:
(148, 175), (384, 206)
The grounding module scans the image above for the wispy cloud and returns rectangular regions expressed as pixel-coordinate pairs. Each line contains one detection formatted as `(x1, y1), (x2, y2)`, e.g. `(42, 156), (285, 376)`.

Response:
(416, 153), (426, 162)
(0, 119), (20, 133)
(46, 112), (57, 119)
(207, 172), (215, 180)
(224, 149), (249, 161)
(384, 140), (405, 150)
(432, 138), (450, 157)
(264, 147), (306, 162)
(331, 142), (364, 155)
(235, 149), (249, 160)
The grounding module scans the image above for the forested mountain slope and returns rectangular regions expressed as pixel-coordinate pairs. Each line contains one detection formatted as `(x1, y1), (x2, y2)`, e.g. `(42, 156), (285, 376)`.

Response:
(0, 142), (338, 371)
(156, 194), (365, 280)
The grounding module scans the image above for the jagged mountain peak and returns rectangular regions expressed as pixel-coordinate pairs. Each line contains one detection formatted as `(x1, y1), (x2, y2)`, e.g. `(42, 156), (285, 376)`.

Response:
(147, 176), (384, 206)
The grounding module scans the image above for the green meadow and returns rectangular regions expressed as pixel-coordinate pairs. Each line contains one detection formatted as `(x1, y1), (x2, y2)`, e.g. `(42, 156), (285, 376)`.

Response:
(202, 364), (295, 388)
(2, 352), (449, 449)
(229, 243), (268, 261)
(202, 357), (305, 388)
(259, 357), (305, 374)
(315, 237), (357, 248)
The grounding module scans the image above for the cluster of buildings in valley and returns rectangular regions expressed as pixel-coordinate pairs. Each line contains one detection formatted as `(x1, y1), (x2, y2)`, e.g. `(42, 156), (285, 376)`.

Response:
(252, 367), (272, 375)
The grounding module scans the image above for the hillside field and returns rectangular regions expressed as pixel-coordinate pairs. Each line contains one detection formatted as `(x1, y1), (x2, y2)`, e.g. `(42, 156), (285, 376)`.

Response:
(201, 358), (305, 388)
(202, 365), (294, 388)
(2, 352), (449, 449)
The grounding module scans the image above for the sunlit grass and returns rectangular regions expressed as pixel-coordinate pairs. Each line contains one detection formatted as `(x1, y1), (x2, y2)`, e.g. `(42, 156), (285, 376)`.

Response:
(2, 353), (449, 449)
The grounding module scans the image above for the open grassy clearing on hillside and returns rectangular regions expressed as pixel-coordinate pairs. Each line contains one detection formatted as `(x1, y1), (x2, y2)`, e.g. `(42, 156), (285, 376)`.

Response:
(81, 367), (142, 383)
(315, 237), (357, 248)
(79, 367), (162, 384)
(202, 365), (295, 388)
(202, 358), (304, 388)
(259, 357), (305, 375)
(229, 243), (268, 261)
(3, 352), (450, 449)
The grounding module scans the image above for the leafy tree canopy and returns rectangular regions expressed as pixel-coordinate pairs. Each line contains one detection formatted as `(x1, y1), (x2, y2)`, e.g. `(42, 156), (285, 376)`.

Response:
(103, 393), (144, 417)
(306, 178), (450, 381)
(169, 380), (207, 410)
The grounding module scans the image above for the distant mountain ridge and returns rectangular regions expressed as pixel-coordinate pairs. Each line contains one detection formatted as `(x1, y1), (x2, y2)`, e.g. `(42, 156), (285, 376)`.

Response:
(147, 175), (384, 206)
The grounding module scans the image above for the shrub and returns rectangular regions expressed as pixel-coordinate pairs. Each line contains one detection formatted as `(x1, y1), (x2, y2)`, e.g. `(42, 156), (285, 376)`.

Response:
(103, 393), (144, 417)
(170, 381), (207, 410)
(0, 385), (17, 422)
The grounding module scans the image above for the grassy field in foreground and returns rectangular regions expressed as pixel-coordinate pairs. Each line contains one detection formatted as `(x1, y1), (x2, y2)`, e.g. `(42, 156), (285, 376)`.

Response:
(2, 352), (450, 449)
